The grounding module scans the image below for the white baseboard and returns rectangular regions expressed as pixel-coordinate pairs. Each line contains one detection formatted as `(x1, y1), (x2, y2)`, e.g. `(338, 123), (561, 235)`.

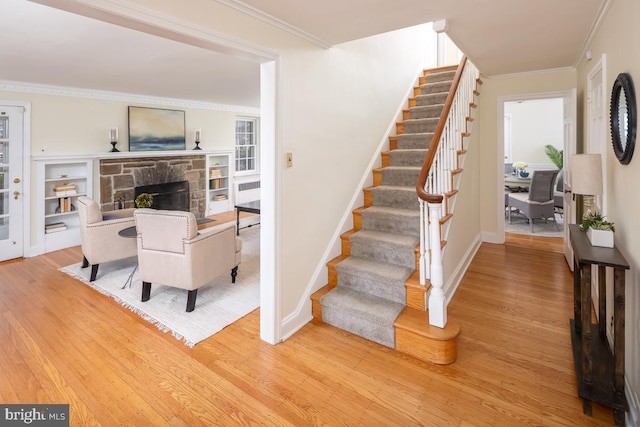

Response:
(444, 232), (483, 303)
(279, 300), (313, 342)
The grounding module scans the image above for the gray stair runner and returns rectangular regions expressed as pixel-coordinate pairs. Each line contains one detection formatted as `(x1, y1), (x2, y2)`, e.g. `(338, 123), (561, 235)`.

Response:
(320, 69), (455, 348)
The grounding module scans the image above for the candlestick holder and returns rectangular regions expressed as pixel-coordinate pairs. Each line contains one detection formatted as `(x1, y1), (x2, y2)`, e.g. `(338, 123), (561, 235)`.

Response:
(109, 127), (120, 152)
(193, 129), (202, 150)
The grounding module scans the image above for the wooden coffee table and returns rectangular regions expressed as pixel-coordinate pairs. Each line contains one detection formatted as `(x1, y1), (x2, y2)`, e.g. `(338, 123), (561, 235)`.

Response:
(235, 200), (260, 235)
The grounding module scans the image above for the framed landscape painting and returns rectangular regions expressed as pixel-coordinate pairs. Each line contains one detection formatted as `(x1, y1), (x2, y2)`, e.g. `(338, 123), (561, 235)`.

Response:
(128, 106), (186, 151)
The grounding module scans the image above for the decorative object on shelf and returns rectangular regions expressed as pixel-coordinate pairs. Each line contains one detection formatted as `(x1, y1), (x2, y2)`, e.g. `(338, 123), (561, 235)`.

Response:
(610, 72), (637, 165)
(193, 128), (202, 150)
(128, 106), (186, 151)
(45, 221), (67, 234)
(109, 126), (120, 152)
(580, 211), (615, 247)
(512, 161), (527, 176)
(518, 170), (529, 178)
(53, 182), (77, 197)
(54, 199), (75, 214)
(135, 192), (153, 208)
(571, 153), (603, 220)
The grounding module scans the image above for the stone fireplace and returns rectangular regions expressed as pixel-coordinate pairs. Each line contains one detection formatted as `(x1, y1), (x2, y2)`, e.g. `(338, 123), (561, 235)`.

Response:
(99, 154), (206, 217)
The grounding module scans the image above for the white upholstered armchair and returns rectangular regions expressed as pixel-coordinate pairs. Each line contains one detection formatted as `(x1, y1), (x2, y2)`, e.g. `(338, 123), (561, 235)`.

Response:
(77, 196), (137, 281)
(134, 209), (242, 312)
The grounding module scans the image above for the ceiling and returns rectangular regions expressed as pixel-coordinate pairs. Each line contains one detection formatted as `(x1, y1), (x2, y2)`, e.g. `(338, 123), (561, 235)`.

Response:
(0, 0), (607, 108)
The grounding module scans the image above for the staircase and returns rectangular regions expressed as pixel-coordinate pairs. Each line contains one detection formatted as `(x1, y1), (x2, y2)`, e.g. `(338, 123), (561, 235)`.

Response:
(312, 63), (475, 364)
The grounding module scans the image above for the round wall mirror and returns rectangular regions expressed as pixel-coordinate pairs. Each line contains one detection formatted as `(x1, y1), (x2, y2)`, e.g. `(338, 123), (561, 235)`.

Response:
(610, 72), (637, 165)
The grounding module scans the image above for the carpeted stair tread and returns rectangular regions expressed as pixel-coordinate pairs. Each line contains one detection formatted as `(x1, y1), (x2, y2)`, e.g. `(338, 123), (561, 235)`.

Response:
(349, 229), (418, 269)
(420, 81), (452, 95)
(320, 287), (405, 348)
(396, 133), (433, 150)
(409, 105), (444, 120)
(425, 70), (456, 83)
(370, 185), (420, 210)
(389, 149), (428, 167)
(415, 93), (448, 107)
(360, 206), (420, 236)
(403, 118), (439, 134)
(336, 256), (410, 304)
(380, 166), (421, 186)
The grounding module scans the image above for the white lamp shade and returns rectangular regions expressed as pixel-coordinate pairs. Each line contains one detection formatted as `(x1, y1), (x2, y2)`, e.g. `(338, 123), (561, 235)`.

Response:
(571, 154), (603, 195)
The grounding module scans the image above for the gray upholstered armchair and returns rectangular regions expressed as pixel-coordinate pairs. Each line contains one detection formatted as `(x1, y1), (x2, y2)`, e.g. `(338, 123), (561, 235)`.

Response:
(134, 209), (242, 312)
(507, 169), (559, 233)
(77, 196), (137, 281)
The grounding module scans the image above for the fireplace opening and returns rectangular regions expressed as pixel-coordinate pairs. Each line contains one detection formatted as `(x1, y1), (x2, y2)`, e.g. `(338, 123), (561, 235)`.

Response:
(134, 180), (189, 211)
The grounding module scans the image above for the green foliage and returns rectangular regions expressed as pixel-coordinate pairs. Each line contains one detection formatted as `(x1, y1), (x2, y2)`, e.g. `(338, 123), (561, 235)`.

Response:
(135, 193), (154, 208)
(581, 212), (615, 232)
(544, 145), (563, 170)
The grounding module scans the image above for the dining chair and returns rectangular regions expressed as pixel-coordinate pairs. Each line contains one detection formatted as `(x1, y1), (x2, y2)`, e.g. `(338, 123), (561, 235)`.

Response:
(507, 170), (559, 233)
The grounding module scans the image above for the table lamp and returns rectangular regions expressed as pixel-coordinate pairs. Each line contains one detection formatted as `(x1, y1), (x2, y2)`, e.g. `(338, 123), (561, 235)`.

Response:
(571, 153), (603, 219)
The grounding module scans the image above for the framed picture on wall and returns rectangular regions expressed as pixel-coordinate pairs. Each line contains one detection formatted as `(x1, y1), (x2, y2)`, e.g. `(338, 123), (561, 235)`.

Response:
(128, 106), (186, 151)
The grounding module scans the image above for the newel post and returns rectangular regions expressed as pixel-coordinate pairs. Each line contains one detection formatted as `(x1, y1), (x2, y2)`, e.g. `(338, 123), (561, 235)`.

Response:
(427, 201), (447, 328)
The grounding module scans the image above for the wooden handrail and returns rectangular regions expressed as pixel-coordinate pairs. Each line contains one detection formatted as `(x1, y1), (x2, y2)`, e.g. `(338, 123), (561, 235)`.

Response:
(415, 56), (468, 204)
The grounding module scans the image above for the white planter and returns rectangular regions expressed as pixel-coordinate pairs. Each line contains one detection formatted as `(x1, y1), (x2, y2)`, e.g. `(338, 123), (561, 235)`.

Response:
(587, 228), (614, 248)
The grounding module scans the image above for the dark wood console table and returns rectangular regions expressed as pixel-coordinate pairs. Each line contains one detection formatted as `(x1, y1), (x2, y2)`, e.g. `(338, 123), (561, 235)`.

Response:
(569, 224), (629, 426)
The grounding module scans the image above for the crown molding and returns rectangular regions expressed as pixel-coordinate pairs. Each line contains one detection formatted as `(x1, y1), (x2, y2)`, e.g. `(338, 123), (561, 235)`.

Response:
(0, 80), (260, 114)
(574, 0), (613, 69)
(215, 0), (332, 49)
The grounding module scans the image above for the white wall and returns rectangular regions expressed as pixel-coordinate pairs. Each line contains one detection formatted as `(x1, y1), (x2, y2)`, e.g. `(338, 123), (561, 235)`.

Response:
(577, 0), (640, 422)
(505, 98), (563, 168)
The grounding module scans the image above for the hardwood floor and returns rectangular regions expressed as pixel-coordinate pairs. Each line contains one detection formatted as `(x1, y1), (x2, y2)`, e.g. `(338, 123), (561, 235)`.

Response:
(0, 230), (616, 426)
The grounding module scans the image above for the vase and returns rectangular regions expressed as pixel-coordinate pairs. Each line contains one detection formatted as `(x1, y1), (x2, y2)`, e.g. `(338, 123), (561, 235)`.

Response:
(518, 170), (529, 178)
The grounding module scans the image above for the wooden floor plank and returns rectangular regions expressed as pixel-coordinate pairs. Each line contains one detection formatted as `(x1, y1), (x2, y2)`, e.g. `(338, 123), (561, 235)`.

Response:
(0, 229), (617, 426)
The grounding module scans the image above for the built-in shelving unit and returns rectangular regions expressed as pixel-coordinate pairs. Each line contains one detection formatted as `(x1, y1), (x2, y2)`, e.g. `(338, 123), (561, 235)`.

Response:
(206, 152), (233, 215)
(35, 157), (93, 254)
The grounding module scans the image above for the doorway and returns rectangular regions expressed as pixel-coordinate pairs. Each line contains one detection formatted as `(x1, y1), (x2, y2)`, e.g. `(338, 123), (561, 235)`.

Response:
(498, 90), (577, 263)
(503, 98), (564, 238)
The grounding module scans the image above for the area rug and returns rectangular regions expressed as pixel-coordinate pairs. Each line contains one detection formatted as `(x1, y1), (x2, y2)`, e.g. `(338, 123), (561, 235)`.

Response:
(60, 225), (260, 347)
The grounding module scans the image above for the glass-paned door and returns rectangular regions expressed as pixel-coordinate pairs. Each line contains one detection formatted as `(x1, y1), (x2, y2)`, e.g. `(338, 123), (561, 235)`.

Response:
(0, 106), (24, 261)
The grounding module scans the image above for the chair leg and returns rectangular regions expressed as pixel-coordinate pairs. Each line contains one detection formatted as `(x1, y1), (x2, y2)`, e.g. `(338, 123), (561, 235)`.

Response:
(142, 281), (151, 302)
(81, 256), (89, 268)
(90, 264), (99, 282)
(231, 266), (239, 283)
(186, 289), (198, 312)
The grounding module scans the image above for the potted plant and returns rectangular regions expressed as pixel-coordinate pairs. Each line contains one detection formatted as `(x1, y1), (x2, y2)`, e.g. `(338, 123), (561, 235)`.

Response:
(135, 193), (154, 208)
(544, 144), (563, 170)
(581, 212), (615, 247)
